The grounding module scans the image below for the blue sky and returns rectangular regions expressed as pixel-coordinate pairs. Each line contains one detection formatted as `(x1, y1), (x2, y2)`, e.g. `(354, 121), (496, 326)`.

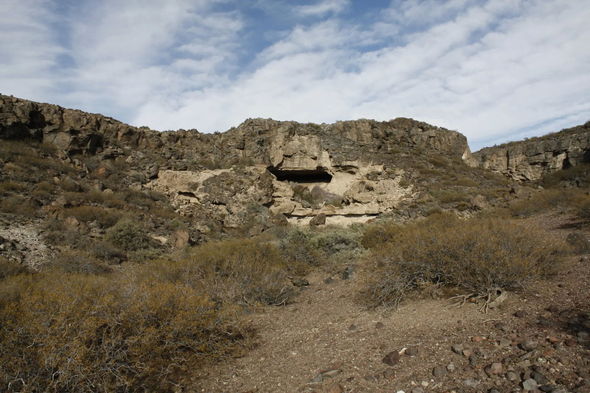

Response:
(1, 0), (589, 150)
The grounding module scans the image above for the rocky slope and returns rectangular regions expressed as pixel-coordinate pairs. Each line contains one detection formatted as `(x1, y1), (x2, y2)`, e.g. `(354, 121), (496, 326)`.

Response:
(1, 94), (490, 230)
(473, 122), (590, 181)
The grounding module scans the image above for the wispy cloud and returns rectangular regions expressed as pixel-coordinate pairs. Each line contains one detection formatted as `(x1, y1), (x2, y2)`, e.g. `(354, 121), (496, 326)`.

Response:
(0, 0), (588, 149)
(295, 0), (350, 17)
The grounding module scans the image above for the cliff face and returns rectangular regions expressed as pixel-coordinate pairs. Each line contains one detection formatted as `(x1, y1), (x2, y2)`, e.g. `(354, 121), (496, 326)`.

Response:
(0, 94), (474, 226)
(473, 122), (590, 181)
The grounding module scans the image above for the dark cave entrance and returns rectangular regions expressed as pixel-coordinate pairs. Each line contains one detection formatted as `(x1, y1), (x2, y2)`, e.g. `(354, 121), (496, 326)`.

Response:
(267, 166), (333, 183)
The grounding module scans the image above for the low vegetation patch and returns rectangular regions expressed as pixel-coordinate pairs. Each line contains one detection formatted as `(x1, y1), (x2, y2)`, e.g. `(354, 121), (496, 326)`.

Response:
(362, 214), (565, 308)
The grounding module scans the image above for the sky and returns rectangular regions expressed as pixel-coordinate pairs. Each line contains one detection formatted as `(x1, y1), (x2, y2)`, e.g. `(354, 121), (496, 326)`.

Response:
(1, 0), (589, 151)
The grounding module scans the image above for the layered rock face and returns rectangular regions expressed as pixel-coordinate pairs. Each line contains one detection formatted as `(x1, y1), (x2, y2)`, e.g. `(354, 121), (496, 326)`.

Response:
(1, 94), (472, 226)
(473, 122), (590, 181)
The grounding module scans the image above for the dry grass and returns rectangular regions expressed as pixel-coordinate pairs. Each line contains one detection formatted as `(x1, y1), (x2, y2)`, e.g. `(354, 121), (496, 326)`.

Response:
(0, 237), (290, 392)
(362, 214), (565, 308)
(0, 272), (249, 393)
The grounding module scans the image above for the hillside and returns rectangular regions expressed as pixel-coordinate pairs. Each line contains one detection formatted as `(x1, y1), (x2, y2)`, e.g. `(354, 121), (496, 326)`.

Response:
(0, 95), (589, 393)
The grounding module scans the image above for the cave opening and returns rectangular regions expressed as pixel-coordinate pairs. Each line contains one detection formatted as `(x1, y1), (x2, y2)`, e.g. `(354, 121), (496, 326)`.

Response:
(267, 166), (333, 183)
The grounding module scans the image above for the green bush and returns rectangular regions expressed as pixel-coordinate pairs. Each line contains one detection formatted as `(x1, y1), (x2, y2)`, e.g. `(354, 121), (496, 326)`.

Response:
(105, 219), (158, 251)
(362, 214), (565, 308)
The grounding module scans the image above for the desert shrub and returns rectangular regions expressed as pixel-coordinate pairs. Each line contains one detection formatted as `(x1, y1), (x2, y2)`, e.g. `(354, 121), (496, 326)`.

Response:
(509, 188), (587, 217)
(0, 257), (29, 280)
(138, 237), (293, 306)
(90, 241), (127, 263)
(0, 272), (248, 393)
(279, 228), (323, 270)
(311, 227), (362, 256)
(105, 219), (158, 252)
(363, 214), (564, 308)
(541, 163), (590, 188)
(0, 195), (37, 217)
(576, 198), (590, 221)
(64, 206), (123, 228)
(46, 251), (113, 275)
(0, 180), (27, 195)
(431, 189), (471, 204)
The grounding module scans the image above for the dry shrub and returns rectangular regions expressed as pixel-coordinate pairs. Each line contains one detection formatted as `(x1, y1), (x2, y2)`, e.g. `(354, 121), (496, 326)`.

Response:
(0, 272), (248, 393)
(509, 188), (587, 217)
(0, 195), (37, 217)
(105, 219), (158, 252)
(46, 250), (113, 274)
(139, 237), (293, 306)
(64, 206), (123, 228)
(0, 257), (30, 280)
(363, 214), (565, 308)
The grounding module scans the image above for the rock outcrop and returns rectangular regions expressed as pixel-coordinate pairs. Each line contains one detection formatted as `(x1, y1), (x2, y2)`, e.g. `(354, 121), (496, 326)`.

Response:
(0, 94), (475, 227)
(473, 122), (590, 181)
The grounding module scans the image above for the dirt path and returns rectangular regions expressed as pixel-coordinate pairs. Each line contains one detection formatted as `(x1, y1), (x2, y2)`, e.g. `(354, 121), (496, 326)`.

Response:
(195, 214), (590, 393)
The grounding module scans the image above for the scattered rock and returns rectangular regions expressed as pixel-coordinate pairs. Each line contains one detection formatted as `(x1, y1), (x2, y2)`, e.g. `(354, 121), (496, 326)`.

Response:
(411, 388), (424, 393)
(432, 366), (447, 378)
(291, 278), (310, 287)
(382, 368), (395, 379)
(532, 371), (549, 385)
(405, 347), (418, 357)
(309, 213), (326, 226)
(485, 362), (503, 376)
(523, 378), (539, 391)
(463, 378), (480, 388)
(375, 322), (384, 329)
(520, 339), (539, 351)
(515, 310), (528, 318)
(451, 344), (464, 354)
(446, 363), (456, 372)
(382, 351), (401, 366)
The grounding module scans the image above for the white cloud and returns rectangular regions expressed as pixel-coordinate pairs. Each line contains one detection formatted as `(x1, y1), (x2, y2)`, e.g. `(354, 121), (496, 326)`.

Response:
(295, 0), (350, 17)
(1, 0), (589, 149)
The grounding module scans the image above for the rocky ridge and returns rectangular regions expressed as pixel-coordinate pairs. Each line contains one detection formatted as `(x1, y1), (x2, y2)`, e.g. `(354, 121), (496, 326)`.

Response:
(0, 94), (473, 227)
(473, 122), (590, 181)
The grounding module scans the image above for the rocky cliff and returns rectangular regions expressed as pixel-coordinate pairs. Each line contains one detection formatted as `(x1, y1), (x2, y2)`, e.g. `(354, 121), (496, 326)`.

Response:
(473, 122), (590, 181)
(1, 94), (479, 227)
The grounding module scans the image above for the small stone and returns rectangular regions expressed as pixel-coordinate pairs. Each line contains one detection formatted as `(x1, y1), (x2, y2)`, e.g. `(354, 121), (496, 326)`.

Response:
(547, 336), (560, 344)
(520, 339), (538, 351)
(514, 310), (527, 318)
(499, 338), (512, 348)
(348, 324), (357, 331)
(485, 362), (503, 376)
(564, 338), (576, 346)
(324, 277), (335, 284)
(472, 336), (486, 343)
(451, 344), (464, 354)
(488, 389), (501, 393)
(532, 371), (549, 385)
(411, 389), (424, 393)
(463, 378), (480, 388)
(321, 369), (342, 378)
(405, 347), (418, 357)
(523, 378), (538, 391)
(291, 278), (310, 287)
(325, 383), (343, 393)
(539, 385), (558, 392)
(506, 371), (520, 382)
(375, 322), (384, 329)
(577, 331), (589, 341)
(463, 349), (473, 358)
(446, 363), (456, 372)
(382, 368), (395, 379)
(382, 351), (400, 366)
(433, 366), (447, 378)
